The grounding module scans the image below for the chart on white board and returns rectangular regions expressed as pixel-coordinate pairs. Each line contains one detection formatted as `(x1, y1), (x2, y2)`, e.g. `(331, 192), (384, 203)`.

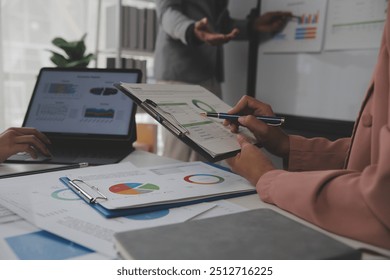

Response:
(324, 0), (387, 50)
(260, 0), (327, 53)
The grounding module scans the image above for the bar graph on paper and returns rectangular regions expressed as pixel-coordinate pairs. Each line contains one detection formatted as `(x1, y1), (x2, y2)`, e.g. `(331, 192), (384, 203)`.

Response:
(295, 12), (320, 40)
(261, 0), (327, 53)
(324, 0), (387, 50)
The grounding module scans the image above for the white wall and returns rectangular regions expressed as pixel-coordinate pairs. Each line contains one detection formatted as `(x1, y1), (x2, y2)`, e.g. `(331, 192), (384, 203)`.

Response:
(222, 0), (257, 106)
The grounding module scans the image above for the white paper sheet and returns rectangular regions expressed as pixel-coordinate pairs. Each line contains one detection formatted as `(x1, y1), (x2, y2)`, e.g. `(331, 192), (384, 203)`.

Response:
(0, 204), (22, 224)
(0, 220), (108, 260)
(261, 0), (327, 53)
(324, 0), (386, 50)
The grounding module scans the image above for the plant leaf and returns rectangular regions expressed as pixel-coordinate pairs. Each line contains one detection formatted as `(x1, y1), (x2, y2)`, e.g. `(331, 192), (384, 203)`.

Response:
(67, 40), (86, 60)
(80, 33), (87, 41)
(65, 53), (95, 68)
(49, 51), (70, 67)
(51, 36), (85, 59)
(49, 34), (92, 68)
(52, 37), (68, 47)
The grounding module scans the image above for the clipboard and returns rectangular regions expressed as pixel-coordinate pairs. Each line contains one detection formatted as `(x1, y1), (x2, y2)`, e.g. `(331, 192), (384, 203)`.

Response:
(59, 177), (255, 218)
(59, 162), (256, 218)
(114, 83), (257, 162)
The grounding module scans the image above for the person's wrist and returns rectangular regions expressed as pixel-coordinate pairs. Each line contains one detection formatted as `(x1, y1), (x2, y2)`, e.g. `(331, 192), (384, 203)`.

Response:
(252, 17), (269, 34)
(186, 23), (203, 46)
(252, 17), (261, 31)
(279, 133), (290, 162)
(268, 130), (290, 159)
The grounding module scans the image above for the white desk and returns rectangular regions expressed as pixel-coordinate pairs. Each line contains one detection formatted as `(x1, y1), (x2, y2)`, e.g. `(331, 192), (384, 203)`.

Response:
(1, 150), (389, 259)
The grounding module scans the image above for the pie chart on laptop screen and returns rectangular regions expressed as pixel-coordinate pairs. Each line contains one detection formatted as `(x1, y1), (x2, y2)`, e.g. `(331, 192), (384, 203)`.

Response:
(109, 183), (160, 195)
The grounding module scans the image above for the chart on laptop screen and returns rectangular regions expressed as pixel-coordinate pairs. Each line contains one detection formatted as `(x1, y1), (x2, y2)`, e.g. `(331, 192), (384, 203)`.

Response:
(24, 69), (139, 136)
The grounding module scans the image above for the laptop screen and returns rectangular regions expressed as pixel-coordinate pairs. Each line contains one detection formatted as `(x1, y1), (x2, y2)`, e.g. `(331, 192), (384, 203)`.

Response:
(23, 68), (141, 138)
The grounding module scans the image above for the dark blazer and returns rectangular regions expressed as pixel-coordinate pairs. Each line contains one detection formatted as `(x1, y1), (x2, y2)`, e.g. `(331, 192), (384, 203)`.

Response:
(154, 0), (250, 84)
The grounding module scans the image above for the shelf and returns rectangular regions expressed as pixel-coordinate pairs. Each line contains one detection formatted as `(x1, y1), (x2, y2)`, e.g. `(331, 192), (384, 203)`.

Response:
(98, 48), (154, 58)
(96, 0), (157, 68)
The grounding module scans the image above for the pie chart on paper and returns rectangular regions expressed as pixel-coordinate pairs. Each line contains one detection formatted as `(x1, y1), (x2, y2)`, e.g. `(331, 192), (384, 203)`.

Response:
(109, 182), (160, 195)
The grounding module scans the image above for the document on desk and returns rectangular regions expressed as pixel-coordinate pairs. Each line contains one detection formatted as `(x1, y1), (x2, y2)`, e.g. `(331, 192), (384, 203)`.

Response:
(0, 177), (218, 256)
(0, 204), (22, 224)
(0, 200), (245, 259)
(0, 219), (108, 260)
(0, 161), (253, 257)
(115, 83), (257, 162)
(58, 161), (255, 218)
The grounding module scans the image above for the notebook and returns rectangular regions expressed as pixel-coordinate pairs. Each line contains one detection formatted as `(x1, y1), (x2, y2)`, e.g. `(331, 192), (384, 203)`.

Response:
(114, 208), (362, 260)
(6, 67), (142, 165)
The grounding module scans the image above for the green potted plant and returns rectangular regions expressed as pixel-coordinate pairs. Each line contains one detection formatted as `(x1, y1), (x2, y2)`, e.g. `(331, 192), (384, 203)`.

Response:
(49, 33), (94, 68)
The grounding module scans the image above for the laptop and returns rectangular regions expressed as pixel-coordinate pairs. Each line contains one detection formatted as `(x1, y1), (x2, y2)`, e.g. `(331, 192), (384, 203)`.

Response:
(6, 67), (142, 165)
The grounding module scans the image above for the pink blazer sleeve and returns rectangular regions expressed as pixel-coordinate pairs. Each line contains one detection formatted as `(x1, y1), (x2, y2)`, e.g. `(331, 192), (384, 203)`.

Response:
(288, 135), (350, 171)
(257, 141), (390, 249)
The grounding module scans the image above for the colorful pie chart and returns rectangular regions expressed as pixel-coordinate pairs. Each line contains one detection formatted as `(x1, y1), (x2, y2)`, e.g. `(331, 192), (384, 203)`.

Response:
(51, 188), (80, 201)
(192, 99), (216, 113)
(109, 182), (159, 195)
(184, 174), (224, 185)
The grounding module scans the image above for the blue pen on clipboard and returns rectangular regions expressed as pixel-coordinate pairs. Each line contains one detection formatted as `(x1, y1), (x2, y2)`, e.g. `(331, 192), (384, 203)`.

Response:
(200, 112), (285, 126)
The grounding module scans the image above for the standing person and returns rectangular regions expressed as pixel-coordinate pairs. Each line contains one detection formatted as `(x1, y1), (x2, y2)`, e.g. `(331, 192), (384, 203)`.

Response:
(154, 0), (291, 161)
(224, 3), (390, 249)
(0, 127), (51, 163)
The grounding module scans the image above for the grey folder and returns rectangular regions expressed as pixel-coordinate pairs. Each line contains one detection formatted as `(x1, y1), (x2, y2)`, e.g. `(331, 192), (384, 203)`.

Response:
(114, 209), (361, 260)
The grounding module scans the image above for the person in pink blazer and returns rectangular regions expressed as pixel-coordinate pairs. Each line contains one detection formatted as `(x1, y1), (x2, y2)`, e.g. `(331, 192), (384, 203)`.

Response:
(226, 6), (390, 250)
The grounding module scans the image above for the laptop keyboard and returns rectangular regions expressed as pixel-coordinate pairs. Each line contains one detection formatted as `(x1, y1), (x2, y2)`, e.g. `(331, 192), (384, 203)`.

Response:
(51, 148), (116, 159)
(6, 140), (133, 165)
(8, 152), (52, 162)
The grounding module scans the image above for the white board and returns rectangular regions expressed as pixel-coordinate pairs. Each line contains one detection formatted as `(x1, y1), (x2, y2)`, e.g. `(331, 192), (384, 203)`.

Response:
(256, 49), (378, 121)
(256, 0), (382, 121)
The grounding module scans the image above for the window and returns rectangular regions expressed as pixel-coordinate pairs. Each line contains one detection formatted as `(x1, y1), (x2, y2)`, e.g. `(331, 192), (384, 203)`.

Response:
(0, 0), (98, 130)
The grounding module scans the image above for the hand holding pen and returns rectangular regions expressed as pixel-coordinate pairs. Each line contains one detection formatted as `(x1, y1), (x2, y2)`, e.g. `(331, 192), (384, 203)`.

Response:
(200, 112), (284, 126)
(221, 95), (290, 159)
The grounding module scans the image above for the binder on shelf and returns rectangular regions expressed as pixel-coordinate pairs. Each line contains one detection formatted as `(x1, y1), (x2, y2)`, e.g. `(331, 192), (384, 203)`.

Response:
(59, 161), (256, 218)
(105, 5), (116, 49)
(145, 8), (157, 51)
(123, 6), (130, 49)
(129, 6), (139, 50)
(114, 83), (258, 162)
(125, 57), (135, 69)
(105, 5), (156, 52)
(106, 58), (148, 83)
(138, 8), (147, 51)
(134, 59), (147, 83)
(106, 57), (127, 69)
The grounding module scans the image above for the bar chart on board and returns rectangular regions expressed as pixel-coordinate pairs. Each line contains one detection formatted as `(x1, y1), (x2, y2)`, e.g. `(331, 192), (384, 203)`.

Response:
(261, 0), (327, 53)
